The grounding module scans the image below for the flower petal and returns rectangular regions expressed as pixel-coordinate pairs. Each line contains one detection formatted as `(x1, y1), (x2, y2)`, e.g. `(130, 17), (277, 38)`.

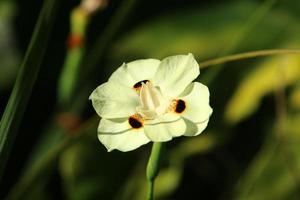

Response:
(98, 118), (150, 152)
(153, 53), (199, 97)
(180, 82), (212, 123)
(109, 59), (160, 87)
(183, 118), (209, 137)
(89, 81), (139, 118)
(144, 113), (186, 142)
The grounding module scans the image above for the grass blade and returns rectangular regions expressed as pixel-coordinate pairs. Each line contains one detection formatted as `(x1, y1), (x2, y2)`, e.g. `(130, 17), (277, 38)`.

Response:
(0, 0), (59, 179)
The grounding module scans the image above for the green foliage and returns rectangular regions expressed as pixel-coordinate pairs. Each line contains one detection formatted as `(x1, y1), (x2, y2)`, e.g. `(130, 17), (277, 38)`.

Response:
(115, 133), (218, 200)
(57, 9), (88, 106)
(225, 53), (300, 124)
(3, 0), (300, 199)
(0, 0), (60, 178)
(0, 1), (20, 90)
(289, 84), (300, 110)
(58, 135), (139, 200)
(234, 117), (300, 200)
(110, 1), (290, 62)
(58, 47), (85, 107)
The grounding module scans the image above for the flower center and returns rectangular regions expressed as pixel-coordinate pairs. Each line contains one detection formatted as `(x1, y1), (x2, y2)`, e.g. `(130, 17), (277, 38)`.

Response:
(136, 82), (168, 119)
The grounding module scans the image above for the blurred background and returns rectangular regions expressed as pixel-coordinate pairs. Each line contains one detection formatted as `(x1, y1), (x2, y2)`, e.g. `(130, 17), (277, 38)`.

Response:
(1, 0), (300, 199)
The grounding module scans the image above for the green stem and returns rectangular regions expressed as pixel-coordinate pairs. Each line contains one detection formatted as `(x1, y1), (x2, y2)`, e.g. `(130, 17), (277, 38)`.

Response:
(147, 180), (154, 200)
(146, 142), (164, 200)
(198, 49), (300, 69)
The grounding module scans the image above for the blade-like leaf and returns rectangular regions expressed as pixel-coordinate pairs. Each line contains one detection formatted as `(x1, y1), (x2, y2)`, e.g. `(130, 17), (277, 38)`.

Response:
(0, 0), (59, 178)
(225, 52), (300, 124)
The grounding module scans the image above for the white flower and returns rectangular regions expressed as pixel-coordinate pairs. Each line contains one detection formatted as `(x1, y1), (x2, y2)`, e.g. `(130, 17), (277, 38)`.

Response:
(89, 53), (213, 152)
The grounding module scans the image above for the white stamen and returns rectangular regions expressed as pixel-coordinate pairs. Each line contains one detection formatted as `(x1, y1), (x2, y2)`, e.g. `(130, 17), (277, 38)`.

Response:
(140, 82), (159, 109)
(138, 82), (168, 119)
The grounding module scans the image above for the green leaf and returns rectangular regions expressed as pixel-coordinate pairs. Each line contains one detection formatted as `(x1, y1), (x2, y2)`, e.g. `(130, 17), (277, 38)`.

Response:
(0, 0), (60, 178)
(289, 83), (300, 110)
(59, 135), (138, 200)
(234, 119), (300, 200)
(225, 52), (300, 124)
(0, 1), (20, 90)
(109, 1), (292, 64)
(5, 117), (98, 200)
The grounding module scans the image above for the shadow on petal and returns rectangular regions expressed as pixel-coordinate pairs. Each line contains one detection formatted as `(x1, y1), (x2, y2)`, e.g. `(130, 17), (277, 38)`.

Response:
(183, 118), (209, 136)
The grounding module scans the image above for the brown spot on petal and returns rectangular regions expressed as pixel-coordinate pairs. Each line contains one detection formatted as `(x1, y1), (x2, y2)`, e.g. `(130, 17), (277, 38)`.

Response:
(175, 99), (186, 113)
(133, 80), (149, 90)
(128, 115), (143, 129)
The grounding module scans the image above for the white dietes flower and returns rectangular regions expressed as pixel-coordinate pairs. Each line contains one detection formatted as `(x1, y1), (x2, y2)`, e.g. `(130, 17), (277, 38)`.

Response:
(89, 53), (212, 152)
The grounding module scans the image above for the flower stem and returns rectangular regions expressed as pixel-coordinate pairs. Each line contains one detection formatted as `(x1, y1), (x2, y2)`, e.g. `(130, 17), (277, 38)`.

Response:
(198, 49), (300, 69)
(147, 180), (154, 200)
(146, 142), (164, 200)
